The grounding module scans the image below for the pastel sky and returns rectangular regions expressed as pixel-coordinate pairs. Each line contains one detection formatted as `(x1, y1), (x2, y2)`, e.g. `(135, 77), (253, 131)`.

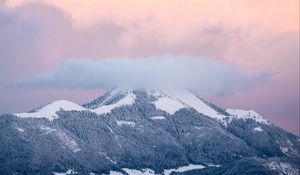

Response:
(0, 0), (299, 135)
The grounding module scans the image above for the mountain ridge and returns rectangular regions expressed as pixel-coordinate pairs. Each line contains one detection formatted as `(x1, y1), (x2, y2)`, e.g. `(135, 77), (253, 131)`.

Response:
(13, 87), (269, 126)
(0, 87), (299, 175)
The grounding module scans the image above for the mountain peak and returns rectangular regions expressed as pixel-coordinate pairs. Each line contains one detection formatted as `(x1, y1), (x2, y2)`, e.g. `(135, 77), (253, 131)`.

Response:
(5, 87), (299, 175)
(14, 100), (86, 121)
(83, 86), (134, 109)
(13, 87), (270, 126)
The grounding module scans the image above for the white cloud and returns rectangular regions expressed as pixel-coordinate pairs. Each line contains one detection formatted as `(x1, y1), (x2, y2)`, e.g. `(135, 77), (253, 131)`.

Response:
(15, 56), (268, 96)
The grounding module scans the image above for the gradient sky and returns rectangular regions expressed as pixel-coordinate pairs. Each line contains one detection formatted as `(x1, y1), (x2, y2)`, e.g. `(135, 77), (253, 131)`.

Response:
(0, 0), (299, 135)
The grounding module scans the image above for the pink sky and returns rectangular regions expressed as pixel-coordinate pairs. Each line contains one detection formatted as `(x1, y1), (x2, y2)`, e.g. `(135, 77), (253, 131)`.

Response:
(0, 0), (299, 135)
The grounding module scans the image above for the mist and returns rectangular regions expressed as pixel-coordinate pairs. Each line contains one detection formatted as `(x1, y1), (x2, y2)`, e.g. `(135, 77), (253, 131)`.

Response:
(15, 56), (268, 96)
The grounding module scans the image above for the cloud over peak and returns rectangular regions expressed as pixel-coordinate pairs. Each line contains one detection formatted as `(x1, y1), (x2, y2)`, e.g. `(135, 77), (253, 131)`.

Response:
(16, 56), (268, 96)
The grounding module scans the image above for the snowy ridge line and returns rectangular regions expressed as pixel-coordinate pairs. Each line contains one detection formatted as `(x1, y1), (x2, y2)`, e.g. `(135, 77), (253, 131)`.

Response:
(225, 109), (270, 125)
(13, 87), (270, 126)
(14, 90), (136, 121)
(92, 91), (136, 115)
(150, 89), (270, 126)
(14, 100), (86, 121)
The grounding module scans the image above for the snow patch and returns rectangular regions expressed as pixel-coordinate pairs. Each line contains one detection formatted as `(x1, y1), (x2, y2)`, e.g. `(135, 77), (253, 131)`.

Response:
(164, 164), (205, 175)
(101, 87), (131, 106)
(164, 89), (219, 116)
(55, 131), (80, 153)
(116, 120), (136, 127)
(99, 152), (117, 164)
(107, 171), (124, 175)
(15, 127), (24, 132)
(150, 89), (227, 122)
(105, 156), (117, 164)
(194, 126), (203, 130)
(40, 126), (57, 134)
(150, 116), (167, 120)
(280, 147), (289, 154)
(277, 140), (298, 156)
(207, 164), (221, 167)
(14, 91), (136, 120)
(122, 168), (157, 175)
(53, 169), (77, 175)
(151, 90), (186, 115)
(15, 100), (86, 121)
(226, 109), (270, 125)
(253, 126), (263, 132)
(92, 92), (136, 115)
(106, 124), (114, 133)
(265, 161), (297, 175)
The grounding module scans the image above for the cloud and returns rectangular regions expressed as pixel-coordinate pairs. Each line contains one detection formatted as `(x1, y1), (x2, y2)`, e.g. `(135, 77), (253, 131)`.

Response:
(1, 0), (298, 135)
(15, 56), (268, 96)
(0, 7), (41, 79)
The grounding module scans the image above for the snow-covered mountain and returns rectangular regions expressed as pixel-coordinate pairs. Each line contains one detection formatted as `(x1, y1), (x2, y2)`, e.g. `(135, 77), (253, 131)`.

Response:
(13, 88), (268, 125)
(0, 87), (299, 175)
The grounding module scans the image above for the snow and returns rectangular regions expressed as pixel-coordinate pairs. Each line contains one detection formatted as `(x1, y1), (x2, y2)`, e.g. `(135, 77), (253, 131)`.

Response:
(265, 161), (298, 175)
(164, 164), (205, 175)
(108, 171), (124, 175)
(207, 164), (221, 167)
(40, 126), (57, 134)
(152, 89), (269, 127)
(151, 90), (186, 115)
(194, 126), (206, 131)
(105, 155), (117, 164)
(164, 89), (219, 117)
(55, 131), (81, 153)
(13, 88), (270, 129)
(14, 90), (136, 120)
(53, 169), (77, 175)
(151, 89), (270, 127)
(253, 126), (263, 132)
(106, 124), (114, 133)
(280, 146), (289, 154)
(116, 120), (136, 127)
(108, 165), (207, 175)
(99, 152), (117, 164)
(15, 100), (87, 121)
(226, 109), (270, 125)
(150, 116), (167, 120)
(287, 140), (293, 146)
(151, 89), (226, 121)
(15, 127), (24, 132)
(39, 126), (81, 153)
(122, 168), (156, 175)
(100, 87), (129, 106)
(277, 140), (297, 156)
(92, 92), (136, 115)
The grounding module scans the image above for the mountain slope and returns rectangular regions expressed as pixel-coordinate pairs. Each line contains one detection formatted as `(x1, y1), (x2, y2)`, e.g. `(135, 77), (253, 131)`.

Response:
(0, 87), (299, 175)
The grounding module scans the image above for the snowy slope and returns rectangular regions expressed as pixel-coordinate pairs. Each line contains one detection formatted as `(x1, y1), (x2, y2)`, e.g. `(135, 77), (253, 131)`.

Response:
(14, 100), (87, 121)
(147, 89), (226, 122)
(3, 86), (300, 175)
(162, 89), (226, 121)
(226, 109), (270, 125)
(13, 87), (271, 126)
(149, 88), (271, 126)
(14, 89), (137, 120)
(92, 92), (136, 115)
(149, 90), (186, 115)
